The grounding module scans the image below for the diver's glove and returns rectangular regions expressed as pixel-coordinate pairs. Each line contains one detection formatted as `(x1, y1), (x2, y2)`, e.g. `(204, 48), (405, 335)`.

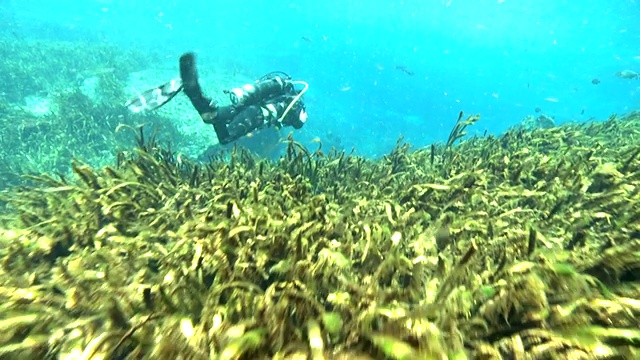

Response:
(263, 98), (308, 130)
(281, 104), (308, 129)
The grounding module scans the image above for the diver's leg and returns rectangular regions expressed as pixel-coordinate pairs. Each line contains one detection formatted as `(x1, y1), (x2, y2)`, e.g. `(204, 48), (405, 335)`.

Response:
(179, 52), (218, 123)
(179, 52), (235, 144)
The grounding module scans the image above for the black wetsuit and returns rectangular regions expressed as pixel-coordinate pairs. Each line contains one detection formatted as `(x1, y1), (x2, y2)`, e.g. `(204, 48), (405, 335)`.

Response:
(179, 53), (306, 145)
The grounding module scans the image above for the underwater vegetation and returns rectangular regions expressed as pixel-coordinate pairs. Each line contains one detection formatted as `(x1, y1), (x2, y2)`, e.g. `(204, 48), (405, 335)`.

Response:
(0, 38), (148, 103)
(0, 87), (183, 190)
(1, 111), (640, 359)
(0, 38), (186, 189)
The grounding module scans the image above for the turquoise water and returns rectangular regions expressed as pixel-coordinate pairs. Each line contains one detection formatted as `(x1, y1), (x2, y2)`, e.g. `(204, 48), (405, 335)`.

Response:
(2, 0), (640, 157)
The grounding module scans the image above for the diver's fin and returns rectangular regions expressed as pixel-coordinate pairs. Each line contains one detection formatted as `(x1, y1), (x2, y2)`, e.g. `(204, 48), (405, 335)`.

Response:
(125, 78), (183, 113)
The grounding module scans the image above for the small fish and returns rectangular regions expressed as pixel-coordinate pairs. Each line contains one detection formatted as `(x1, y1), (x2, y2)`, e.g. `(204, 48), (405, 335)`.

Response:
(591, 78), (600, 85)
(615, 70), (640, 80)
(301, 36), (312, 42)
(534, 107), (541, 113)
(395, 65), (415, 76)
(581, 109), (585, 115)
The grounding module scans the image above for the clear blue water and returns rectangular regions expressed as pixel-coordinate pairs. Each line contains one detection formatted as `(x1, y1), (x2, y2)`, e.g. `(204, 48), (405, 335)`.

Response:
(3, 0), (640, 157)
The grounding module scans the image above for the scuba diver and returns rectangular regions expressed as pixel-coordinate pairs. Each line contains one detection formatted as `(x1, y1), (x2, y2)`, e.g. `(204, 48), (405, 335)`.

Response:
(125, 52), (309, 145)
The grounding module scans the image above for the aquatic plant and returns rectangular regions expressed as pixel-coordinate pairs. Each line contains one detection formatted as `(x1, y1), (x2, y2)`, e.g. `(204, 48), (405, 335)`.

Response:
(0, 38), (149, 102)
(0, 111), (639, 358)
(0, 86), (186, 189)
(0, 37), (186, 190)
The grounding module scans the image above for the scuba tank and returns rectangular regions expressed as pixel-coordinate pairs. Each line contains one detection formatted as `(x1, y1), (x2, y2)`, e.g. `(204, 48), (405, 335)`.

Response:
(228, 74), (293, 107)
